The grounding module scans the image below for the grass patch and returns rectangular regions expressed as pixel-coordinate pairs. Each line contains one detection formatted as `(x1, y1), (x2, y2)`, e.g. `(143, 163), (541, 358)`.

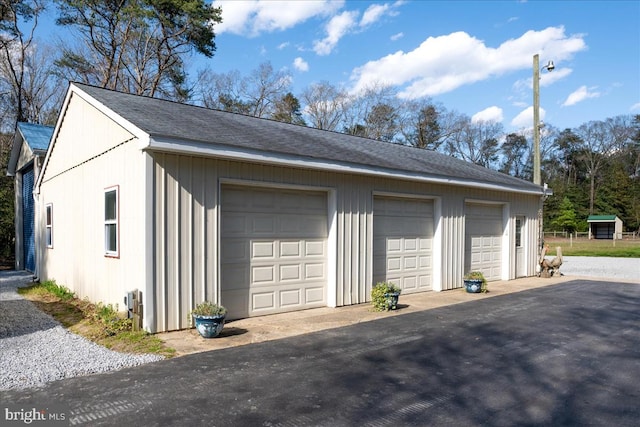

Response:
(18, 282), (176, 358)
(544, 238), (640, 257)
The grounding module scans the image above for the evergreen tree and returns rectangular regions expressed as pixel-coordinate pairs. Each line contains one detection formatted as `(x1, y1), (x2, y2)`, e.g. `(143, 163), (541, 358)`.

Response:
(551, 197), (578, 233)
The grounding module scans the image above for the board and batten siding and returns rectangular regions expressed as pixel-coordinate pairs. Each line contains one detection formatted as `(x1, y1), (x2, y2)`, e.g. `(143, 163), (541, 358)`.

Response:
(151, 152), (541, 333)
(37, 94), (147, 314)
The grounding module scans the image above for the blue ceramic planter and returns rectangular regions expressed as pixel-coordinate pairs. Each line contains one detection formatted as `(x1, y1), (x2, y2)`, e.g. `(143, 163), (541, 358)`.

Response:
(464, 279), (483, 293)
(193, 314), (226, 338)
(384, 292), (400, 310)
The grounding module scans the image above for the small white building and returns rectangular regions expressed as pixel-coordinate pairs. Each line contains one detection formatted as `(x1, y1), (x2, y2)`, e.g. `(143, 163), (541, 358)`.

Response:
(35, 83), (546, 333)
(587, 215), (623, 240)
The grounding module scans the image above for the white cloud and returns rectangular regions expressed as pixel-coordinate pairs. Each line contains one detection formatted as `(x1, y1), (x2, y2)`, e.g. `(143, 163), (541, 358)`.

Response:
(360, 3), (390, 27)
(293, 57), (309, 72)
(472, 106), (503, 123)
(512, 67), (572, 95)
(313, 10), (359, 55)
(213, 0), (344, 36)
(277, 42), (290, 50)
(631, 102), (640, 111)
(390, 32), (404, 41)
(349, 26), (587, 98)
(511, 106), (546, 129)
(562, 85), (601, 106)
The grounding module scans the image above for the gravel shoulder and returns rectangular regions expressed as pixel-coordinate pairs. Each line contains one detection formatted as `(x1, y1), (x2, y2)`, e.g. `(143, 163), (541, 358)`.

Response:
(559, 256), (639, 281)
(0, 271), (162, 391)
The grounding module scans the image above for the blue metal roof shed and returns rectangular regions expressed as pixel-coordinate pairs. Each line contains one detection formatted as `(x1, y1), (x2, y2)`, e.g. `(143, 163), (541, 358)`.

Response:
(8, 122), (54, 273)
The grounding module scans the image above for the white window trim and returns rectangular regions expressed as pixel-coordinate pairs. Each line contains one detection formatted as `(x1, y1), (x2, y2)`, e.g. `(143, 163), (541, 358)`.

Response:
(104, 186), (119, 257)
(45, 203), (53, 248)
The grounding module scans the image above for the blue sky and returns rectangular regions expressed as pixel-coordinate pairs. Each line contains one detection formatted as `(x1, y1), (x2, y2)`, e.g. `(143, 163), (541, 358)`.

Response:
(203, 0), (639, 132)
(36, 0), (639, 133)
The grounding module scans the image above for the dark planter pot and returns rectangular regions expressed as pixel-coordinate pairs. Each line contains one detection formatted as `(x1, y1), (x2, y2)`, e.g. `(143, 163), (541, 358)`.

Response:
(384, 292), (400, 310)
(464, 279), (484, 293)
(193, 314), (226, 338)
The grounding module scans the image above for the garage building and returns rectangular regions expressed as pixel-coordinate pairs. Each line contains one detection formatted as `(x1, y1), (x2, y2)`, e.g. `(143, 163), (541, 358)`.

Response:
(34, 83), (544, 332)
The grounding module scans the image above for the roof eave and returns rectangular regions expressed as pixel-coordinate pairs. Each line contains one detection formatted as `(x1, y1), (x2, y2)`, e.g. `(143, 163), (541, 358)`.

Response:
(7, 127), (33, 176)
(146, 135), (545, 196)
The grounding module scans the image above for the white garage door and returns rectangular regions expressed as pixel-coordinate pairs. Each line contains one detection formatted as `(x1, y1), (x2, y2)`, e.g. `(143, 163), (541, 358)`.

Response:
(465, 203), (503, 281)
(373, 197), (433, 294)
(221, 185), (327, 319)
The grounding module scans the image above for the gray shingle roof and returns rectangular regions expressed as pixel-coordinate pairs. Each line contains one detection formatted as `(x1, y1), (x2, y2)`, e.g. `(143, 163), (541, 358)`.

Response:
(75, 83), (542, 194)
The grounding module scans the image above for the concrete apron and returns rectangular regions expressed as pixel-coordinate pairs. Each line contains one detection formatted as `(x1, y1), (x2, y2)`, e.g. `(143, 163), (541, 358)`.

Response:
(157, 275), (613, 357)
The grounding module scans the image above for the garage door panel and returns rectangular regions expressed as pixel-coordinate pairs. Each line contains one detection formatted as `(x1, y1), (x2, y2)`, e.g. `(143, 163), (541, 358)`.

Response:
(253, 292), (275, 311)
(279, 241), (300, 257)
(305, 263), (324, 279)
(419, 255), (431, 268)
(305, 240), (324, 256)
(222, 264), (249, 288)
(280, 289), (301, 307)
(222, 186), (327, 319)
(404, 256), (417, 270)
(465, 203), (503, 281)
(224, 215), (247, 235)
(252, 241), (275, 258)
(280, 264), (301, 281)
(253, 216), (275, 233)
(373, 197), (434, 294)
(252, 265), (275, 283)
(306, 287), (324, 303)
(224, 290), (250, 318)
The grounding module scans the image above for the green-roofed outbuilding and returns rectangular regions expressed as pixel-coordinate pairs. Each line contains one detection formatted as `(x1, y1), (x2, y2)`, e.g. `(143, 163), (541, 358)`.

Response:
(587, 215), (623, 240)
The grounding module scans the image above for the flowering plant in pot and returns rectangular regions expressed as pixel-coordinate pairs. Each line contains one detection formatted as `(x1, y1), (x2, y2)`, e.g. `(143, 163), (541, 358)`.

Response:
(371, 282), (402, 311)
(463, 271), (488, 293)
(189, 301), (227, 338)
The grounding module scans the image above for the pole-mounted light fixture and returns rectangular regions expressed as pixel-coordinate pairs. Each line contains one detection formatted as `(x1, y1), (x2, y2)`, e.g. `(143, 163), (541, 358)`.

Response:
(533, 54), (554, 186)
(533, 54), (554, 274)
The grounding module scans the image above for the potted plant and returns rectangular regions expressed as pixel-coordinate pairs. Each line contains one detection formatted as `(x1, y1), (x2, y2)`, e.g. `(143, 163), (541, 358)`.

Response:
(190, 301), (227, 338)
(463, 271), (488, 293)
(371, 282), (402, 311)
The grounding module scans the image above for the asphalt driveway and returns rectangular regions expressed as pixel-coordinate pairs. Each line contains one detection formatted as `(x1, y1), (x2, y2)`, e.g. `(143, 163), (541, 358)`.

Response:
(2, 279), (639, 426)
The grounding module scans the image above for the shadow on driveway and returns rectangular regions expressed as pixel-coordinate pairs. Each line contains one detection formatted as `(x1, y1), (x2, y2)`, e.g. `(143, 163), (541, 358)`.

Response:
(1, 279), (639, 426)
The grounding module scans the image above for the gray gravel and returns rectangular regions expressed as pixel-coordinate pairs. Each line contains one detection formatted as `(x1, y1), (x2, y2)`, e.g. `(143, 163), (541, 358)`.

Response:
(0, 270), (163, 391)
(557, 256), (639, 281)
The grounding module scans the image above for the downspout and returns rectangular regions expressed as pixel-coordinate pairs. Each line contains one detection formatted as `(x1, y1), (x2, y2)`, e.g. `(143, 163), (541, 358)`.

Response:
(32, 158), (41, 282)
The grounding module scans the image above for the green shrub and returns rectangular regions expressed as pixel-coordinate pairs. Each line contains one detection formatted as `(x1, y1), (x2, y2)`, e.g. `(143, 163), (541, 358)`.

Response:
(93, 302), (131, 336)
(371, 282), (401, 311)
(40, 280), (76, 301)
(189, 301), (227, 317)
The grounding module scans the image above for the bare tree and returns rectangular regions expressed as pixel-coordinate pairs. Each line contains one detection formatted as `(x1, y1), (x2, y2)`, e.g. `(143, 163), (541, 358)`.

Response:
(342, 82), (396, 138)
(194, 62), (292, 118)
(243, 62), (292, 118)
(195, 68), (249, 112)
(500, 132), (529, 178)
(445, 118), (503, 168)
(301, 81), (349, 131)
(363, 103), (398, 142)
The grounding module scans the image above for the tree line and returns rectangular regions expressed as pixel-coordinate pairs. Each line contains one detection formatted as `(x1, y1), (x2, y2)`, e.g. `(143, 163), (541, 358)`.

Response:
(1, 1), (639, 261)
